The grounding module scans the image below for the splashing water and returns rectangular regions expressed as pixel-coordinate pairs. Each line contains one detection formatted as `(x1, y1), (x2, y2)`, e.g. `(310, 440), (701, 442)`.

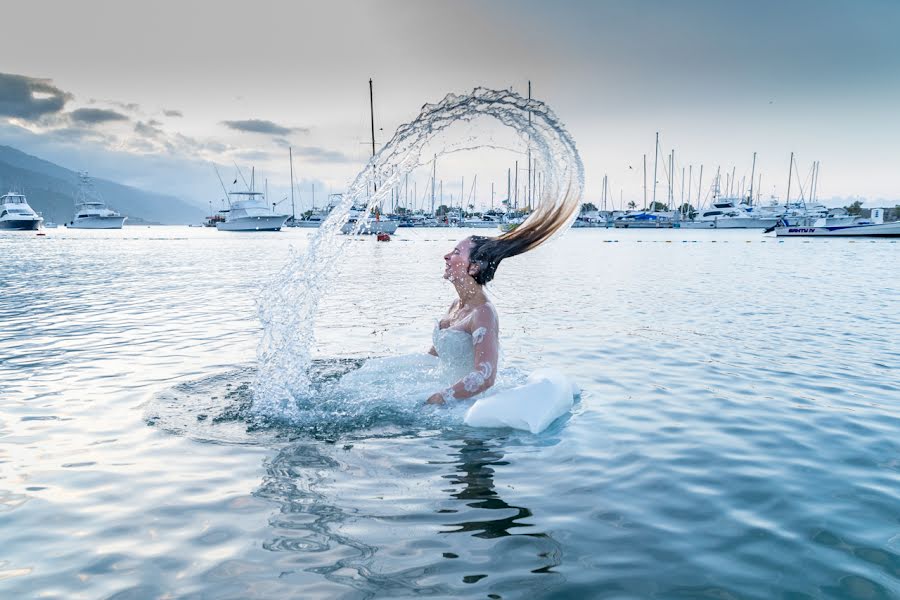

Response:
(252, 87), (584, 424)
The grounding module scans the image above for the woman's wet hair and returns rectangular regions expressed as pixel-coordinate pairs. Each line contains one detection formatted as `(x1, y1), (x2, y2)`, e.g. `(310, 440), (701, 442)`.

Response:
(467, 182), (580, 285)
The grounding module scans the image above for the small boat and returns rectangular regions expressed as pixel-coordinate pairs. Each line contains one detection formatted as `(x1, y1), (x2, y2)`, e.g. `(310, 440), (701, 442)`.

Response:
(774, 209), (899, 237)
(68, 173), (126, 229)
(292, 208), (331, 228)
(461, 214), (501, 228)
(613, 211), (673, 228)
(0, 192), (43, 230)
(340, 207), (399, 234)
(204, 212), (226, 227)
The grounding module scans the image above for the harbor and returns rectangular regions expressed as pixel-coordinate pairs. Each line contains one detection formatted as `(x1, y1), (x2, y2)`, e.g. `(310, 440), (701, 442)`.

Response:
(3, 1), (900, 599)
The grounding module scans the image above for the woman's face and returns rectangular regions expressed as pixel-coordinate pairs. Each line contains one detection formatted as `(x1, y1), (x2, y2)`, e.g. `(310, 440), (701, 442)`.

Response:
(444, 238), (475, 281)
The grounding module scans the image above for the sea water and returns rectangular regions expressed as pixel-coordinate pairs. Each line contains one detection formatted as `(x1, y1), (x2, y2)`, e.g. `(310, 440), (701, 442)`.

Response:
(1, 225), (898, 599)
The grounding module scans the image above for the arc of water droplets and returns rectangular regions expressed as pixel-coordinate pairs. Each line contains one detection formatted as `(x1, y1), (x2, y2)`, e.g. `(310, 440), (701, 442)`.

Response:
(252, 87), (584, 420)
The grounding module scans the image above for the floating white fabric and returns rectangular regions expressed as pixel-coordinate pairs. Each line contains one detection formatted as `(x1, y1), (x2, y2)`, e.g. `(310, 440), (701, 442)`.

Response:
(464, 368), (577, 434)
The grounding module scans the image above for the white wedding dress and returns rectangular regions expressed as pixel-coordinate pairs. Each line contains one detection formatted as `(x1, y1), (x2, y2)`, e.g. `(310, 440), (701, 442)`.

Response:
(337, 323), (577, 434)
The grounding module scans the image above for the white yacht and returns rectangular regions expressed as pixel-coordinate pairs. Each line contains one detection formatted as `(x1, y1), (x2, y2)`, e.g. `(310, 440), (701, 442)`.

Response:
(291, 208), (331, 228)
(0, 192), (43, 230)
(680, 197), (778, 229)
(217, 191), (289, 231)
(68, 173), (126, 229)
(461, 214), (501, 228)
(774, 208), (900, 237)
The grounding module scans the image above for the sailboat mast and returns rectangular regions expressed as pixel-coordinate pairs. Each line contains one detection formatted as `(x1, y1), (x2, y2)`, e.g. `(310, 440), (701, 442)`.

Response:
(749, 152), (757, 205)
(369, 78), (377, 193)
(811, 161), (819, 203)
(431, 154), (436, 215)
(688, 165), (693, 207)
(527, 80), (532, 209)
(785, 152), (794, 206)
(289, 147), (295, 221)
(652, 132), (659, 208)
(642, 154), (647, 210)
(514, 160), (519, 209)
(697, 165), (704, 209)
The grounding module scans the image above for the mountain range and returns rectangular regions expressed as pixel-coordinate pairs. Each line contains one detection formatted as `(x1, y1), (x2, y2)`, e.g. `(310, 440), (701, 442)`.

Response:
(0, 145), (205, 224)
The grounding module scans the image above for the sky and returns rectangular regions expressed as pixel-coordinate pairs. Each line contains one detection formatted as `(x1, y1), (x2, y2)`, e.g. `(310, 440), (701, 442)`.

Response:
(2, 0), (899, 212)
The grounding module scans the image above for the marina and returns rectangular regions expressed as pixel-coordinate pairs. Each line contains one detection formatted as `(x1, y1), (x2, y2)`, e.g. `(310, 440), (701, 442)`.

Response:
(3, 2), (899, 598)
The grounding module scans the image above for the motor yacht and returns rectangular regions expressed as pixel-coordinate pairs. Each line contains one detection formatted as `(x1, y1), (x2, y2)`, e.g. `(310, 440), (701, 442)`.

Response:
(774, 208), (899, 237)
(216, 191), (289, 231)
(68, 173), (126, 229)
(0, 192), (43, 230)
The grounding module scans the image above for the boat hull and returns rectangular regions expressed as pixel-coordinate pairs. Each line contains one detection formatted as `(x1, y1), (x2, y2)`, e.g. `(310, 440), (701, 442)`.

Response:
(0, 218), (42, 230)
(216, 215), (288, 231)
(461, 221), (501, 228)
(341, 220), (399, 235)
(677, 218), (780, 229)
(67, 216), (126, 229)
(613, 221), (673, 228)
(775, 222), (900, 237)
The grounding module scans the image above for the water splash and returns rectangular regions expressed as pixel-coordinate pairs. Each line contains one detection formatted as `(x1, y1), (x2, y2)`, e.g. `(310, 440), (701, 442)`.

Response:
(253, 87), (584, 421)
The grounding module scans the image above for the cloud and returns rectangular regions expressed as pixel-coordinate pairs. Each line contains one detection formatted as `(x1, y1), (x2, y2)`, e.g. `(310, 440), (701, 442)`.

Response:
(221, 118), (307, 136)
(89, 98), (140, 112)
(163, 109), (183, 117)
(0, 72), (72, 120)
(291, 145), (354, 163)
(52, 126), (118, 145)
(134, 120), (164, 138)
(69, 107), (130, 125)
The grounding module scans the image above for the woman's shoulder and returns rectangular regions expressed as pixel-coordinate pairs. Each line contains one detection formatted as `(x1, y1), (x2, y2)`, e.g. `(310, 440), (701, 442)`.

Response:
(468, 301), (498, 328)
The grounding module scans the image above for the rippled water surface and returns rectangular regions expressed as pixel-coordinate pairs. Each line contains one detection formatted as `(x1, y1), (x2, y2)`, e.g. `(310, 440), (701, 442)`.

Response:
(1, 226), (898, 599)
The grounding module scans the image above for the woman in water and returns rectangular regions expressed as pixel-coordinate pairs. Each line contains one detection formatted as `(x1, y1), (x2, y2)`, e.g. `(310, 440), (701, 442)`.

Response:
(425, 198), (577, 406)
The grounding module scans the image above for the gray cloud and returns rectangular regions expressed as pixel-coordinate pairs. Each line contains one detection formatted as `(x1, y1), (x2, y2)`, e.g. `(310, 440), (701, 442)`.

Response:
(70, 107), (130, 125)
(51, 126), (118, 145)
(89, 98), (140, 112)
(134, 120), (164, 138)
(221, 118), (307, 136)
(291, 145), (354, 164)
(271, 137), (352, 163)
(233, 149), (273, 161)
(0, 72), (72, 120)
(163, 109), (183, 117)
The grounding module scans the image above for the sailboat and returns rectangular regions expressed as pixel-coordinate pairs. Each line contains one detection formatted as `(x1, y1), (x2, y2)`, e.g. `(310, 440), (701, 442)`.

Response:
(340, 78), (399, 235)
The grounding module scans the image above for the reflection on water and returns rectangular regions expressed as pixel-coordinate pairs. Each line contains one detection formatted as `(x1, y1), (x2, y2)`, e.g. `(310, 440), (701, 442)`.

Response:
(253, 434), (563, 596)
(441, 439), (539, 540)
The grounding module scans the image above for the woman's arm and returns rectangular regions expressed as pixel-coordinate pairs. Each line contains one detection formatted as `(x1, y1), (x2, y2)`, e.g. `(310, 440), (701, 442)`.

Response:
(426, 306), (498, 404)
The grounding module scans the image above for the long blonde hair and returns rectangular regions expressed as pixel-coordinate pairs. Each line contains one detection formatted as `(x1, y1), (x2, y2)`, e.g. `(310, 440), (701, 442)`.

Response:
(468, 181), (581, 285)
